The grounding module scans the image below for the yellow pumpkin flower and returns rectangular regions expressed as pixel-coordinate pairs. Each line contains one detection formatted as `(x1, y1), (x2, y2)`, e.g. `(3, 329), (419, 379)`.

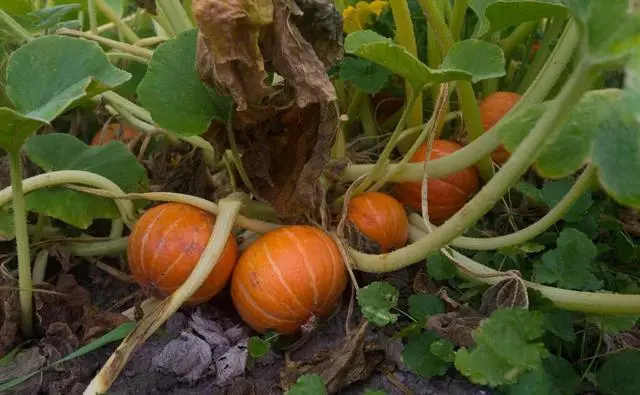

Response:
(343, 0), (389, 34)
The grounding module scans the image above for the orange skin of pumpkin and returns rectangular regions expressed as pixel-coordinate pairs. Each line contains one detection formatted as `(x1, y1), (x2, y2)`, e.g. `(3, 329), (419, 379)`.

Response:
(230, 225), (347, 335)
(91, 123), (141, 146)
(479, 91), (522, 165)
(347, 191), (409, 252)
(127, 202), (238, 305)
(393, 140), (480, 225)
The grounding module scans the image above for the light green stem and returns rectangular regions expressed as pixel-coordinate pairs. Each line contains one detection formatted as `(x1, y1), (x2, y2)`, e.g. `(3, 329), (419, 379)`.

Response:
(70, 237), (128, 257)
(0, 8), (32, 42)
(10, 152), (34, 338)
(449, 0), (467, 42)
(389, 0), (423, 139)
(94, 0), (140, 43)
(411, 164), (596, 250)
(500, 21), (537, 57)
(0, 170), (136, 227)
(57, 28), (153, 59)
(107, 52), (150, 64)
(341, 20), (580, 184)
(109, 218), (124, 239)
(518, 16), (567, 94)
(349, 58), (597, 273)
(156, 0), (193, 34)
(360, 95), (378, 138)
(96, 12), (140, 34)
(353, 90), (420, 194)
(32, 249), (49, 285)
(87, 0), (98, 34)
(448, 249), (640, 314)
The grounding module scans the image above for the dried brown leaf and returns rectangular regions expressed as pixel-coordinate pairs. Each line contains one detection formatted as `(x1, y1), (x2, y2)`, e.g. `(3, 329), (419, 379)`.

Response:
(34, 274), (91, 332)
(193, 0), (275, 111)
(0, 347), (46, 395)
(425, 309), (485, 348)
(81, 306), (130, 344)
(292, 0), (344, 67)
(153, 331), (213, 383)
(280, 320), (385, 394)
(479, 273), (529, 315)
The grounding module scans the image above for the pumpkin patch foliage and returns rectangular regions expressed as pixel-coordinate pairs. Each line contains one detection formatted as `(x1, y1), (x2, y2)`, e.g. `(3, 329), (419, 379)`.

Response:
(0, 0), (639, 394)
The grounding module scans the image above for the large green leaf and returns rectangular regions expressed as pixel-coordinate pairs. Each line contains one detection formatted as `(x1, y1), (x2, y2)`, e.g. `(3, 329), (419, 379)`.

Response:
(501, 88), (640, 209)
(21, 133), (148, 228)
(563, 0), (640, 64)
(470, 0), (567, 36)
(1, 35), (130, 152)
(0, 0), (32, 16)
(0, 108), (46, 152)
(344, 31), (505, 87)
(137, 28), (231, 137)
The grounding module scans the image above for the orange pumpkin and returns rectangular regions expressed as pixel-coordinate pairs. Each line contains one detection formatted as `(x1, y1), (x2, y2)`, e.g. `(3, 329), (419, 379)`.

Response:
(347, 191), (409, 253)
(393, 140), (480, 225)
(230, 225), (347, 335)
(479, 91), (521, 165)
(91, 123), (141, 146)
(127, 202), (238, 304)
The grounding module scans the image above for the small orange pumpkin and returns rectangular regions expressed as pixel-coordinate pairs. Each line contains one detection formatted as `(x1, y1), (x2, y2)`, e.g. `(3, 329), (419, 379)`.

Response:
(393, 140), (480, 225)
(127, 202), (238, 304)
(479, 91), (521, 165)
(91, 123), (141, 146)
(230, 225), (347, 335)
(346, 191), (409, 253)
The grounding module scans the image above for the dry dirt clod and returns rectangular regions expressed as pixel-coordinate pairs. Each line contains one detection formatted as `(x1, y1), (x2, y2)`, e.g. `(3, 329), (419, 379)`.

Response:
(0, 281), (21, 357)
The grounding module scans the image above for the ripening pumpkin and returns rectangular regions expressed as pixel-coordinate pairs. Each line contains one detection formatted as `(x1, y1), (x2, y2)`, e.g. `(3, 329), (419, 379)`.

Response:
(230, 225), (347, 335)
(393, 140), (480, 225)
(127, 202), (238, 304)
(346, 191), (409, 253)
(91, 123), (141, 146)
(479, 91), (521, 165)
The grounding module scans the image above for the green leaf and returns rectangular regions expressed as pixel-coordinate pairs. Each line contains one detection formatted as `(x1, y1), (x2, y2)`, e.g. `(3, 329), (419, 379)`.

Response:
(408, 294), (445, 322)
(440, 39), (507, 83)
(0, 206), (14, 241)
(248, 336), (271, 358)
(0, 107), (46, 153)
(506, 355), (579, 395)
(540, 179), (593, 222)
(426, 252), (457, 280)
(6, 35), (129, 120)
(286, 374), (328, 395)
(596, 350), (640, 395)
(501, 89), (622, 180)
(533, 228), (602, 291)
(543, 309), (576, 342)
(0, 0), (32, 16)
(339, 57), (391, 94)
(514, 181), (545, 204)
(22, 133), (148, 228)
(138, 29), (231, 137)
(454, 308), (549, 387)
(402, 331), (453, 377)
(470, 0), (567, 36)
(344, 31), (505, 87)
(563, 0), (640, 64)
(586, 315), (638, 335)
(357, 281), (399, 326)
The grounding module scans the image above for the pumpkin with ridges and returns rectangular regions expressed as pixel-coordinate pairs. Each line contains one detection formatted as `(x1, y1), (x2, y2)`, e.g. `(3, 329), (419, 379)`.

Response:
(91, 123), (141, 146)
(230, 225), (347, 335)
(346, 191), (409, 253)
(127, 202), (238, 304)
(479, 91), (522, 165)
(393, 140), (480, 225)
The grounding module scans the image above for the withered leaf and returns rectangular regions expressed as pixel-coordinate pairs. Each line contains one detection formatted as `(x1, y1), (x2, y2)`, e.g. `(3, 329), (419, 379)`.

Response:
(425, 309), (485, 348)
(604, 327), (640, 353)
(80, 306), (130, 344)
(479, 273), (529, 315)
(193, 0), (275, 111)
(153, 331), (213, 383)
(34, 274), (91, 333)
(193, 0), (342, 216)
(0, 347), (46, 395)
(215, 339), (249, 385)
(280, 320), (385, 394)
